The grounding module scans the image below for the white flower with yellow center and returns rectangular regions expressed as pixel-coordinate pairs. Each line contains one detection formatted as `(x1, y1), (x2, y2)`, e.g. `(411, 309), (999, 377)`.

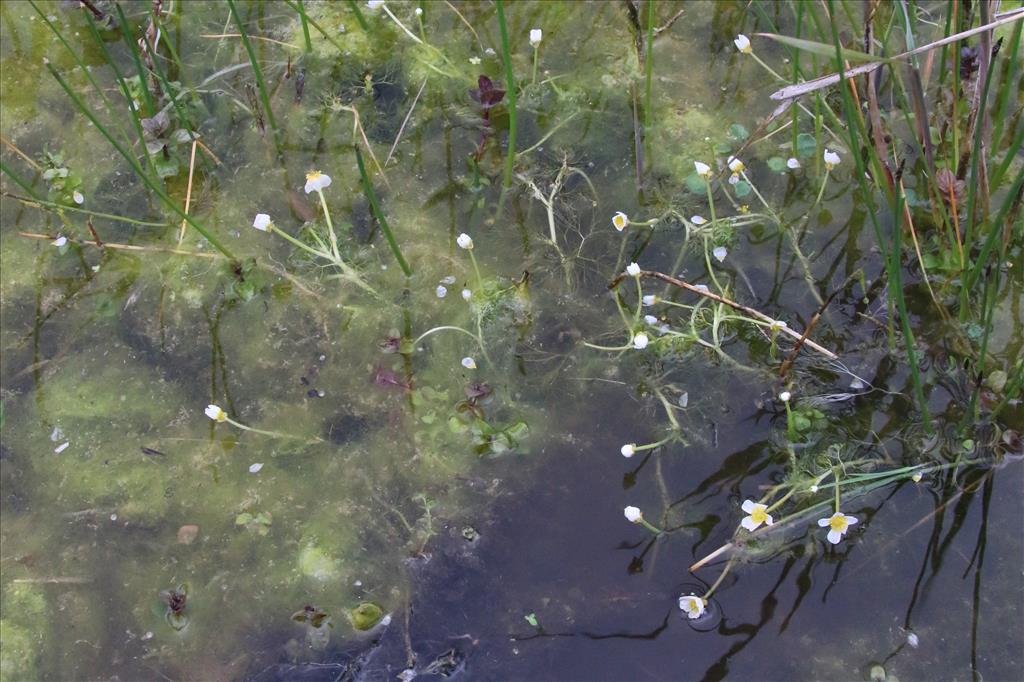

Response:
(252, 213), (273, 231)
(818, 511), (858, 544)
(769, 319), (788, 332)
(456, 233), (474, 250)
(304, 170), (332, 194)
(205, 404), (227, 422)
(461, 356), (477, 369)
(679, 595), (706, 619)
(713, 246), (728, 263)
(624, 506), (643, 523)
(642, 294), (658, 306)
(626, 262), (641, 277)
(733, 34), (752, 54)
(740, 499), (773, 531)
(612, 211), (629, 232)
(621, 443), (636, 458)
(633, 332), (649, 350)
(529, 28), (542, 47)
(727, 156), (744, 174)
(823, 149), (841, 170)
(694, 161), (712, 179)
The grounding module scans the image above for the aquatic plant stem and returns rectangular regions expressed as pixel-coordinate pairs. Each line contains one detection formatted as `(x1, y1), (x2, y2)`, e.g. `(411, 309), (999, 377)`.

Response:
(531, 44), (539, 85)
(643, 0), (656, 170)
(296, 0), (312, 51)
(226, 0), (280, 143)
(315, 188), (341, 262)
(467, 250), (484, 293)
(702, 558), (734, 599)
(354, 144), (413, 277)
(412, 325), (489, 361)
(222, 416), (316, 442)
(637, 514), (663, 535)
(495, 1), (517, 196)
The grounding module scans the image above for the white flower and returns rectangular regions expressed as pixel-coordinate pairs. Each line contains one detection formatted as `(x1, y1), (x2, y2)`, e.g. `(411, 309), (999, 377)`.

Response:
(740, 499), (774, 531)
(632, 332), (649, 350)
(728, 156), (745, 174)
(779, 391), (791, 402)
(461, 288), (472, 301)
(72, 190), (84, 204)
(823, 149), (841, 170)
(461, 356), (477, 369)
(440, 275), (457, 284)
(366, 0), (384, 9)
(456, 233), (474, 250)
(436, 285), (448, 298)
(248, 462), (264, 473)
(624, 506), (643, 523)
(52, 235), (67, 247)
(691, 215), (707, 225)
(54, 442), (70, 454)
(414, 7), (423, 15)
(304, 170), (332, 194)
(485, 47), (496, 55)
(712, 246), (728, 263)
(769, 319), (788, 332)
(911, 472), (923, 483)
(612, 211), (629, 231)
(469, 56), (481, 65)
(621, 443), (636, 458)
(252, 213), (272, 231)
(642, 295), (658, 306)
(733, 34), (752, 54)
(694, 161), (712, 178)
(818, 511), (858, 544)
(679, 595), (706, 619)
(786, 157), (801, 169)
(728, 173), (740, 185)
(205, 404), (227, 422)
(809, 484), (819, 493)
(644, 315), (658, 325)
(694, 284), (710, 293)
(529, 28), (542, 47)
(626, 262), (641, 277)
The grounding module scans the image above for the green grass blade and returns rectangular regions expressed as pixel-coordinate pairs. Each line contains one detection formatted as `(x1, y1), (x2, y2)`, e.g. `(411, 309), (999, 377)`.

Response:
(754, 32), (882, 63)
(346, 0), (370, 32)
(226, 0), (280, 141)
(0, 159), (44, 202)
(354, 145), (412, 278)
(495, 0), (517, 194)
(114, 3), (157, 116)
(296, 0), (312, 51)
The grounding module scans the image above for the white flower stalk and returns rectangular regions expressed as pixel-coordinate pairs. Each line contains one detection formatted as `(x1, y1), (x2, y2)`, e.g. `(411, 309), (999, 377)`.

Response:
(694, 161), (712, 179)
(733, 34), (752, 54)
(529, 28), (542, 47)
(621, 443), (636, 458)
(818, 511), (858, 544)
(461, 356), (477, 369)
(304, 170), (332, 194)
(679, 595), (706, 619)
(456, 233), (474, 250)
(823, 149), (841, 170)
(632, 332), (649, 350)
(740, 499), (774, 531)
(612, 211), (629, 232)
(252, 213), (273, 231)
(626, 262), (641, 277)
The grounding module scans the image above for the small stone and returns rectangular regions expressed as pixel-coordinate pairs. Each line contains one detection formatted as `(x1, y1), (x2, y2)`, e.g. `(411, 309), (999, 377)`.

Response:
(177, 524), (200, 545)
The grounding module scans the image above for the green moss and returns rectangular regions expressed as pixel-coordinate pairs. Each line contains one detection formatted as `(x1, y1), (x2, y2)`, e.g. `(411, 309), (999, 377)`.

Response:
(0, 621), (39, 682)
(348, 602), (384, 631)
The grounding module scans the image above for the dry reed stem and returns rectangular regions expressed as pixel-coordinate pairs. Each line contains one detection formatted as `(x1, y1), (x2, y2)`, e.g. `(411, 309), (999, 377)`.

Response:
(611, 270), (839, 360)
(1, 134), (41, 170)
(200, 33), (300, 49)
(177, 138), (198, 245)
(386, 77), (427, 167)
(19, 231), (221, 258)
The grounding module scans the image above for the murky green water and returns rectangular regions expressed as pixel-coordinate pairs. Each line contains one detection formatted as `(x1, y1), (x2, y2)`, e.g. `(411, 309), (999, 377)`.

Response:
(1, 1), (1021, 680)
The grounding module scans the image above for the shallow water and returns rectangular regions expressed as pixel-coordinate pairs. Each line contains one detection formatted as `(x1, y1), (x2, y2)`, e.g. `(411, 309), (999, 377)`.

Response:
(1, 1), (1021, 681)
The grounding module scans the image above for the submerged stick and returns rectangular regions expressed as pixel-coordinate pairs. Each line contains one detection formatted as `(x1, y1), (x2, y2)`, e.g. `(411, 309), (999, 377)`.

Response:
(611, 270), (838, 360)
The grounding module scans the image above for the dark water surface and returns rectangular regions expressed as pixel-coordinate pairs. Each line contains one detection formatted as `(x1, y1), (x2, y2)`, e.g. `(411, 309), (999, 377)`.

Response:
(1, 1), (1021, 681)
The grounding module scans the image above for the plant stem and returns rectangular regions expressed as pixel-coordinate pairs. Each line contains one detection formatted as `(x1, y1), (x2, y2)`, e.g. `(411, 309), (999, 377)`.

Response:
(354, 144), (413, 277)
(495, 0), (517, 195)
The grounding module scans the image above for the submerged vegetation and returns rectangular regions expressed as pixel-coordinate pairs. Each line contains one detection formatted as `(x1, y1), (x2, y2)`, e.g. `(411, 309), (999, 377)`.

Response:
(1, 1), (1021, 680)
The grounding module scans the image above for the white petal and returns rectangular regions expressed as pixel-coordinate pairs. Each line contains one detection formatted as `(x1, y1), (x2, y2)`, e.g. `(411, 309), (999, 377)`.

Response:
(52, 236), (68, 247)
(249, 462), (264, 473)
(73, 191), (84, 204)
(632, 333), (649, 349)
(644, 315), (658, 325)
(845, 515), (858, 526)
(456, 233), (474, 249)
(691, 215), (707, 225)
(626, 262), (641, 276)
(740, 516), (759, 531)
(435, 285), (448, 298)
(786, 157), (800, 169)
(694, 161), (711, 176)
(826, 529), (843, 544)
(624, 506), (642, 523)
(461, 357), (476, 369)
(741, 499), (756, 513)
(54, 442), (70, 454)
(764, 513), (774, 526)
(817, 517), (831, 527)
(252, 213), (271, 231)
(713, 246), (727, 263)
(461, 288), (472, 301)
(642, 295), (656, 306)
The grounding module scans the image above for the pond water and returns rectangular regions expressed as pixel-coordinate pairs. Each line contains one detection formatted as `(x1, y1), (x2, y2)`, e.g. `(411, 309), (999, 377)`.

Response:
(1, 1), (1021, 681)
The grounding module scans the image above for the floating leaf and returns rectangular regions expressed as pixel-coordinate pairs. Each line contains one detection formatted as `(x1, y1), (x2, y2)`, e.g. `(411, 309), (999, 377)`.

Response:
(767, 156), (787, 172)
(685, 173), (707, 194)
(734, 180), (752, 197)
(796, 133), (817, 158)
(728, 123), (750, 140)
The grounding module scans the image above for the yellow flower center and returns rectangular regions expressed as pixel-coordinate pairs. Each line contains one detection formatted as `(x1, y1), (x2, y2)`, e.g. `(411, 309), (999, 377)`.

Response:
(613, 214), (627, 229)
(750, 506), (767, 524)
(829, 515), (848, 533)
(306, 170), (322, 181)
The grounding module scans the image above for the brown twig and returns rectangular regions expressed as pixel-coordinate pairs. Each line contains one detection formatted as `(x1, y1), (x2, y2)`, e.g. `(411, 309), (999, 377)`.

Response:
(178, 138), (199, 245)
(612, 270), (839, 360)
(18, 231), (221, 258)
